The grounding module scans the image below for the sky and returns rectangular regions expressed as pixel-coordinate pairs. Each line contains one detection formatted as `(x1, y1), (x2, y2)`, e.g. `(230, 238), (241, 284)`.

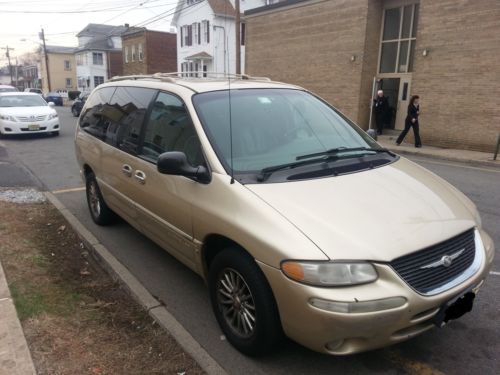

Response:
(0, 0), (180, 66)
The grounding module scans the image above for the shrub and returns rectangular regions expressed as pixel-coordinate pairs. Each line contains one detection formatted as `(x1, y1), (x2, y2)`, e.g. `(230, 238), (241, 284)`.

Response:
(68, 91), (81, 100)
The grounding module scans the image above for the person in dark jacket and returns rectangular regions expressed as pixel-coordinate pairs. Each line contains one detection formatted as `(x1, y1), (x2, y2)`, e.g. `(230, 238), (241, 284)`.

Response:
(396, 95), (422, 147)
(373, 90), (389, 135)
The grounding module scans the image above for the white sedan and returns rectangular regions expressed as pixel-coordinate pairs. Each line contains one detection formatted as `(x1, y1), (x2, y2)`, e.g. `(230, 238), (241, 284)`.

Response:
(0, 92), (60, 137)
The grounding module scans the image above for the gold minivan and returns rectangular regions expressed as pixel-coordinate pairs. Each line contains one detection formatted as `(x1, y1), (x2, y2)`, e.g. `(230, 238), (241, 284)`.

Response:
(75, 74), (494, 356)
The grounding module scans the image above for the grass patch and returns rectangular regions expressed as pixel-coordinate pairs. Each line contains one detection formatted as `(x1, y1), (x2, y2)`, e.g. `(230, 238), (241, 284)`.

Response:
(10, 283), (49, 320)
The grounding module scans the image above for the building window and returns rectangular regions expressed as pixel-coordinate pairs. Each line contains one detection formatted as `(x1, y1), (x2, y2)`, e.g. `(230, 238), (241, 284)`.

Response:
(76, 54), (83, 66)
(64, 60), (71, 70)
(193, 23), (199, 45)
(131, 45), (136, 62)
(125, 46), (129, 63)
(202, 20), (210, 44)
(182, 25), (192, 46)
(94, 76), (104, 87)
(379, 4), (419, 73)
(138, 43), (143, 61)
(66, 78), (72, 87)
(93, 52), (104, 65)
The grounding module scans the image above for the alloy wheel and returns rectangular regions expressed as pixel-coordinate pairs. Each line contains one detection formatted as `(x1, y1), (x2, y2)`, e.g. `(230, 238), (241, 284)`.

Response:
(216, 268), (257, 338)
(88, 180), (101, 218)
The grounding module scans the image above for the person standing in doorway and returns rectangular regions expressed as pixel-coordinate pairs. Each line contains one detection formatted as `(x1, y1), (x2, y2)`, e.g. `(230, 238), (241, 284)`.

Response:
(373, 90), (389, 135)
(396, 95), (422, 148)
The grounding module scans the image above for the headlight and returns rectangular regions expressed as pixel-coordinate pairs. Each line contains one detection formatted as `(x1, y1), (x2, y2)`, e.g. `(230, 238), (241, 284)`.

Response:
(0, 114), (16, 121)
(281, 260), (378, 286)
(48, 113), (58, 120)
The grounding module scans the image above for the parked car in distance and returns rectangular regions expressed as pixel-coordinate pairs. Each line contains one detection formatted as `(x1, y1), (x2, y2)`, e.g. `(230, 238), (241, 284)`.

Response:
(44, 91), (63, 106)
(74, 74), (494, 357)
(0, 84), (18, 93)
(71, 92), (89, 117)
(0, 92), (60, 137)
(24, 88), (43, 95)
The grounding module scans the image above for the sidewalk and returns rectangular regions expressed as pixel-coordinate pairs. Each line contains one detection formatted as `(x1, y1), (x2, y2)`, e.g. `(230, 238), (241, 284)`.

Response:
(0, 262), (36, 375)
(376, 132), (500, 169)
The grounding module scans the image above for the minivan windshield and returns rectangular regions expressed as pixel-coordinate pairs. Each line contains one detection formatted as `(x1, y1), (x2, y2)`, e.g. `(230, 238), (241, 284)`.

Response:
(193, 89), (384, 176)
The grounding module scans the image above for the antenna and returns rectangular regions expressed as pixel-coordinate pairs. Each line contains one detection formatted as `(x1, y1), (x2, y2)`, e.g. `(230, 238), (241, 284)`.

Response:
(224, 0), (235, 184)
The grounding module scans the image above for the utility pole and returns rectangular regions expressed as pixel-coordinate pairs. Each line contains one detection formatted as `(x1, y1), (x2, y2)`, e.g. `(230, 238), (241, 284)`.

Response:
(235, 0), (241, 74)
(1, 46), (14, 85)
(15, 57), (19, 89)
(40, 28), (51, 92)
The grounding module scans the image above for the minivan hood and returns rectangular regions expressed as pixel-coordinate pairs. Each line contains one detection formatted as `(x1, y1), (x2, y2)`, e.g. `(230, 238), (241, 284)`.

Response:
(246, 158), (477, 262)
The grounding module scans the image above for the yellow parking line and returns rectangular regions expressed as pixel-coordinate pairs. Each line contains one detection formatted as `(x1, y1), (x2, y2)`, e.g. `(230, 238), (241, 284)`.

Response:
(52, 187), (85, 194)
(389, 352), (445, 375)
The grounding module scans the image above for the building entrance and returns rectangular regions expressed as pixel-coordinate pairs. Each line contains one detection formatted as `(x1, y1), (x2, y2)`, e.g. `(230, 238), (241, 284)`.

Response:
(374, 75), (411, 130)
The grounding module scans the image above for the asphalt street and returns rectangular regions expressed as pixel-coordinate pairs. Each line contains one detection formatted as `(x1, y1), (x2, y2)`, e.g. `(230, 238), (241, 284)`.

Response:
(1, 107), (499, 374)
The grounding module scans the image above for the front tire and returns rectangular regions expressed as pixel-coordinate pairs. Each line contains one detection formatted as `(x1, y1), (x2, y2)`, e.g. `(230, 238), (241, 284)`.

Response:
(52, 131), (60, 136)
(72, 106), (79, 117)
(209, 248), (282, 356)
(85, 172), (116, 225)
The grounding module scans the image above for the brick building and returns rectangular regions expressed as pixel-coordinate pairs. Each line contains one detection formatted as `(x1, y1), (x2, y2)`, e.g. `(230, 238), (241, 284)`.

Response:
(245, 0), (500, 152)
(121, 28), (177, 75)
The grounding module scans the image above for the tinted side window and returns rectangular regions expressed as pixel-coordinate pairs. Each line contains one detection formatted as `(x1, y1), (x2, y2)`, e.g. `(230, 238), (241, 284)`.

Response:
(79, 87), (116, 139)
(139, 92), (203, 166)
(104, 86), (156, 154)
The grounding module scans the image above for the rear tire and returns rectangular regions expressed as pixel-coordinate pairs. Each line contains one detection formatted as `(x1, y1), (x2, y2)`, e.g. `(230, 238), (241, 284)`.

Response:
(85, 172), (116, 225)
(72, 106), (79, 117)
(208, 248), (283, 356)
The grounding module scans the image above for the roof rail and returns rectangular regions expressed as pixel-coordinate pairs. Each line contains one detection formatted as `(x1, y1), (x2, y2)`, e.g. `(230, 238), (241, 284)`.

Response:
(108, 72), (271, 83)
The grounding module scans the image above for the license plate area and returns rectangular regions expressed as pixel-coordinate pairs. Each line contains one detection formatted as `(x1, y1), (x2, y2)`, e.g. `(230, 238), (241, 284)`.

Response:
(433, 290), (475, 328)
(28, 124), (40, 131)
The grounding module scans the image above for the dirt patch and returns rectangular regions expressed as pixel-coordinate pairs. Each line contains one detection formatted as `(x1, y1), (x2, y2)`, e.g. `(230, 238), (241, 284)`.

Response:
(0, 201), (204, 375)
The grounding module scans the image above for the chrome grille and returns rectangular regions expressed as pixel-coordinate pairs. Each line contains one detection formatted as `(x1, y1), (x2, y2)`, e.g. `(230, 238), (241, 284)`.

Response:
(16, 115), (47, 122)
(390, 229), (475, 294)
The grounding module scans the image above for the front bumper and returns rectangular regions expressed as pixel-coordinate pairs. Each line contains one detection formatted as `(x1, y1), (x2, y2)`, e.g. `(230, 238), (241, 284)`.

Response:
(0, 118), (60, 135)
(258, 229), (494, 355)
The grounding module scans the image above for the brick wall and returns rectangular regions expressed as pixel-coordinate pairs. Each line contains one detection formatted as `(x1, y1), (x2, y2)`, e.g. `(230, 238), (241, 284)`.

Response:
(123, 31), (177, 75)
(245, 0), (500, 152)
(245, 0), (371, 125)
(123, 34), (147, 75)
(108, 50), (123, 78)
(411, 0), (500, 152)
(146, 31), (177, 74)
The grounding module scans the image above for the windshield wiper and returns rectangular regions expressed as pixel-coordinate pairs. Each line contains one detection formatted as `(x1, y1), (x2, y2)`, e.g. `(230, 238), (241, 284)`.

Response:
(257, 158), (332, 182)
(296, 146), (394, 161)
(257, 147), (395, 182)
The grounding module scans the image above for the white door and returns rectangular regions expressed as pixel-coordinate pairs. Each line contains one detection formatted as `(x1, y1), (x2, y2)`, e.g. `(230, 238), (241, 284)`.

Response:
(395, 76), (412, 130)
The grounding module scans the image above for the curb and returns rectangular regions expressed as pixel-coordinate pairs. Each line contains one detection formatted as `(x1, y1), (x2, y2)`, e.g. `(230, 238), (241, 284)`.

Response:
(0, 260), (37, 375)
(44, 192), (227, 375)
(376, 138), (500, 169)
(386, 147), (500, 169)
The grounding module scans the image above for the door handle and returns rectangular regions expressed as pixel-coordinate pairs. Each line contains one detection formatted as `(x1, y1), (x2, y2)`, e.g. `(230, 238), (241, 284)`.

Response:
(122, 164), (132, 177)
(134, 170), (146, 184)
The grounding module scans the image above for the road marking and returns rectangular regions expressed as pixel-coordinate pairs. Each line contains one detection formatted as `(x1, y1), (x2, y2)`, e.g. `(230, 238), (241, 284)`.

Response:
(490, 271), (500, 276)
(409, 157), (500, 173)
(52, 187), (85, 194)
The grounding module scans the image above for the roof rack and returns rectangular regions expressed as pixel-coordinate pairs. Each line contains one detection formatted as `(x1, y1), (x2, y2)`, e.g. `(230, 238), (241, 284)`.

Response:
(108, 72), (271, 83)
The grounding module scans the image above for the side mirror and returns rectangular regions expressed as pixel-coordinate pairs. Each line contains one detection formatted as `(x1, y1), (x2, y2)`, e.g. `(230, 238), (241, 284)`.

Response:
(157, 151), (211, 184)
(48, 102), (55, 108)
(366, 128), (378, 140)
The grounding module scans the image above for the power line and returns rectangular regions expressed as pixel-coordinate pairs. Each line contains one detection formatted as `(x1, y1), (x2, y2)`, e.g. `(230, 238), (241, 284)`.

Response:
(0, 1), (177, 14)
